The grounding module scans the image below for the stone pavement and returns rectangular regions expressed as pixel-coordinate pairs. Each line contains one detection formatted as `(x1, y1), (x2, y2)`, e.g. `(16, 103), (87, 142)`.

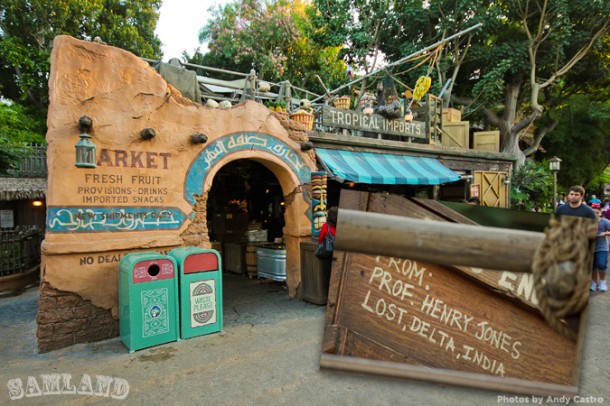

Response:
(0, 274), (608, 406)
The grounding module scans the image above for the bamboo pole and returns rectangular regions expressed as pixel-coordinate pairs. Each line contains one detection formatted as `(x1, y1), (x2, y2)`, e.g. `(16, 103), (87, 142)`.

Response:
(311, 23), (483, 103)
(335, 208), (544, 273)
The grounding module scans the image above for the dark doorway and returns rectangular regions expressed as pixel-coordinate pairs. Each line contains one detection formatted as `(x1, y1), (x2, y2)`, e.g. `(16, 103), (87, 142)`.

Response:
(206, 159), (284, 244)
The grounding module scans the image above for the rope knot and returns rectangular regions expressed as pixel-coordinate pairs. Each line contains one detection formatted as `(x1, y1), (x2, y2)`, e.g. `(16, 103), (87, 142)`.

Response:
(532, 216), (596, 340)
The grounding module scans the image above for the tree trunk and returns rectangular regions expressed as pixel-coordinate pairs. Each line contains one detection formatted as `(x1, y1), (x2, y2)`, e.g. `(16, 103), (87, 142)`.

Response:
(499, 77), (529, 166)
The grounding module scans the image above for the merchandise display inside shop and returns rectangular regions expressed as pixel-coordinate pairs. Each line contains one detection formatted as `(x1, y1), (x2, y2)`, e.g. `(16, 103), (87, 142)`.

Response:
(206, 159), (287, 280)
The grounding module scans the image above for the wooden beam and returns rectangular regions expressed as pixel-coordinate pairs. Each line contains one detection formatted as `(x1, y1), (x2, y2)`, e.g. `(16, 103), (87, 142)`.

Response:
(320, 354), (577, 397)
(335, 208), (544, 273)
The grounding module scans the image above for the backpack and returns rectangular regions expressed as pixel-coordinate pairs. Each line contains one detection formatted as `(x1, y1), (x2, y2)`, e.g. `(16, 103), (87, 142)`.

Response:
(315, 230), (335, 259)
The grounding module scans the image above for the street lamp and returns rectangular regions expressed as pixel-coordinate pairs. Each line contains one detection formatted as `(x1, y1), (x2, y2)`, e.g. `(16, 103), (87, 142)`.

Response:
(503, 175), (511, 208)
(549, 157), (562, 209)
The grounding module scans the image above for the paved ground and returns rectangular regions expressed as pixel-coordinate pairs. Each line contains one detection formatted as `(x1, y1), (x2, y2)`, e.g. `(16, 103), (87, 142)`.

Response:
(0, 274), (608, 405)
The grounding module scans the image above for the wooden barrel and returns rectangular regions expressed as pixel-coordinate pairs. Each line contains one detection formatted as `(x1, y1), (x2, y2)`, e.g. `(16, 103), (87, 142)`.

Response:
(246, 244), (258, 277)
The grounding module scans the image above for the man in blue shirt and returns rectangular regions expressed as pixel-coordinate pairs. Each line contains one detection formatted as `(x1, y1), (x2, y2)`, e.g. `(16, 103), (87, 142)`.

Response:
(555, 185), (596, 220)
(555, 186), (598, 292)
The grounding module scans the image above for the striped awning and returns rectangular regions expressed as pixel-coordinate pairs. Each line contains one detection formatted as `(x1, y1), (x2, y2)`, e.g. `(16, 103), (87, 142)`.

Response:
(316, 148), (460, 185)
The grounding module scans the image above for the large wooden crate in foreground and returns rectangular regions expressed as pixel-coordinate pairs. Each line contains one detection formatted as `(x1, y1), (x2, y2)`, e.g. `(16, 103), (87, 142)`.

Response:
(321, 190), (591, 396)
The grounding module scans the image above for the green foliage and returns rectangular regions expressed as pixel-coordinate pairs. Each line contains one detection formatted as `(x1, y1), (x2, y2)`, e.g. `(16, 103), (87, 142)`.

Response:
(196, 0), (346, 94)
(0, 0), (163, 106)
(0, 99), (46, 174)
(312, 0), (394, 72)
(0, 0), (163, 166)
(587, 167), (610, 197)
(541, 95), (610, 191)
(471, 59), (514, 107)
(510, 160), (554, 212)
(313, 0), (609, 160)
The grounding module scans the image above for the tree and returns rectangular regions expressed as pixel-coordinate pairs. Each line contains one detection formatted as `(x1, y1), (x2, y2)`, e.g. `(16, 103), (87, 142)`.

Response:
(541, 94), (610, 190)
(510, 159), (553, 212)
(0, 0), (163, 170)
(311, 0), (405, 100)
(311, 0), (387, 73)
(0, 0), (163, 109)
(445, 1), (609, 161)
(0, 98), (45, 174)
(196, 0), (347, 95)
(311, 0), (610, 164)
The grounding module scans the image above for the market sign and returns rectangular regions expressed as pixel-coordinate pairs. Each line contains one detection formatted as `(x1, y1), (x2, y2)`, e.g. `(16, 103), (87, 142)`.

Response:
(321, 190), (584, 397)
(321, 106), (426, 139)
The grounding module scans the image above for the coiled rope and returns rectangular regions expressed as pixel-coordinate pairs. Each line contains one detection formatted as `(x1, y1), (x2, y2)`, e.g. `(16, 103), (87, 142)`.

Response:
(532, 216), (596, 341)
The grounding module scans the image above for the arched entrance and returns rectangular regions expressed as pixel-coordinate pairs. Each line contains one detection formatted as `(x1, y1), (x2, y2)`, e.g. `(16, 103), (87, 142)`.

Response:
(206, 159), (285, 276)
(184, 132), (314, 297)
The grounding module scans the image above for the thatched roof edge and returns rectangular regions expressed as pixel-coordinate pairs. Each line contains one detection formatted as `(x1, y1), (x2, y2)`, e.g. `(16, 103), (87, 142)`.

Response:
(0, 178), (47, 202)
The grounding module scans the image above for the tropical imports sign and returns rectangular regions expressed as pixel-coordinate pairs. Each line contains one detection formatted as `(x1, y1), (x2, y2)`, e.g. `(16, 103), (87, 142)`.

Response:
(321, 190), (585, 397)
(321, 106), (426, 139)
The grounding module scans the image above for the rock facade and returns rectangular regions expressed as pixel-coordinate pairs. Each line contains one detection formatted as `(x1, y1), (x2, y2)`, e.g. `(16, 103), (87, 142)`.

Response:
(39, 35), (316, 351)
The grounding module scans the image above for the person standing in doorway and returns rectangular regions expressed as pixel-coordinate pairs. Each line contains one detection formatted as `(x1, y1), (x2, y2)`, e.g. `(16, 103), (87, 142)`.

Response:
(591, 203), (610, 292)
(554, 185), (596, 220)
(318, 206), (338, 289)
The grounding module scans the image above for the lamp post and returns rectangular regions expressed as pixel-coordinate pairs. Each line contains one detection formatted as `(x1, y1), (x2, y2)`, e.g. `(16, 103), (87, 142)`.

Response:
(549, 157), (562, 209)
(503, 174), (511, 208)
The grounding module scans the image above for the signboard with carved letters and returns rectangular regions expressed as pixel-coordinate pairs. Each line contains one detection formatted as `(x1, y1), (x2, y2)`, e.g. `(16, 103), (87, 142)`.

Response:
(321, 106), (427, 139)
(321, 190), (584, 396)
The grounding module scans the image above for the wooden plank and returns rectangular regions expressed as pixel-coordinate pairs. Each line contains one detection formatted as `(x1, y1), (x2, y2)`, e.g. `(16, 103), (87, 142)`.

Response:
(327, 253), (576, 382)
(322, 190), (585, 396)
(335, 208), (543, 273)
(320, 355), (577, 397)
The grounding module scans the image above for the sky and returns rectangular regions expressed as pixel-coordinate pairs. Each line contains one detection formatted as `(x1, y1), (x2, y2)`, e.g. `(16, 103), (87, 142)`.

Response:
(155, 0), (228, 61)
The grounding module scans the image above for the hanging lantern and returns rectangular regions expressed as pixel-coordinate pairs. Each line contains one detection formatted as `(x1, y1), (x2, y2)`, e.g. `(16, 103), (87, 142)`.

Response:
(75, 115), (96, 168)
(75, 133), (96, 168)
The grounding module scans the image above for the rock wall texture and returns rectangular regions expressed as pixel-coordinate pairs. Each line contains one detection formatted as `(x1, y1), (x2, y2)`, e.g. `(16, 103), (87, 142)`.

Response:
(39, 35), (316, 351)
(37, 282), (119, 353)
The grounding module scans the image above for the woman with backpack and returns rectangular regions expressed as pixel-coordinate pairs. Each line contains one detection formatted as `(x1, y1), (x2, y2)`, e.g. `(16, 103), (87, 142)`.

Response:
(317, 206), (338, 289)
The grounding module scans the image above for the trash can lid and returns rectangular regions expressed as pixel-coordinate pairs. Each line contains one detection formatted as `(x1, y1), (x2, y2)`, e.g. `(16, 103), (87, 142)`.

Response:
(119, 252), (176, 272)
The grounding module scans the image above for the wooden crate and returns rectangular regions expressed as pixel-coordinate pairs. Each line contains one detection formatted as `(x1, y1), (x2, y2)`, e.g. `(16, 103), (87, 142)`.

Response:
(442, 107), (461, 123)
(473, 131), (500, 152)
(441, 121), (469, 149)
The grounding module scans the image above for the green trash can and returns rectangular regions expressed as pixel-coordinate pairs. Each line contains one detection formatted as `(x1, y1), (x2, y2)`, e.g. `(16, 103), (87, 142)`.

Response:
(169, 247), (223, 339)
(119, 252), (179, 352)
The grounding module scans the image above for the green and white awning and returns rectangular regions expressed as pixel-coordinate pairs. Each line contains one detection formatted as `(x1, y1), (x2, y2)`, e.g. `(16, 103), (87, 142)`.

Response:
(316, 148), (460, 185)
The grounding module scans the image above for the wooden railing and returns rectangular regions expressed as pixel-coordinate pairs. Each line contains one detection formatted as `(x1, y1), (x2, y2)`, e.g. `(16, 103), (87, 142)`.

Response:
(8, 143), (47, 178)
(0, 226), (43, 276)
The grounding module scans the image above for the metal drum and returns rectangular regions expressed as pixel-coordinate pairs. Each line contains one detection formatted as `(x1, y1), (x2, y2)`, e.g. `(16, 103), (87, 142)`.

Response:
(256, 243), (286, 281)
